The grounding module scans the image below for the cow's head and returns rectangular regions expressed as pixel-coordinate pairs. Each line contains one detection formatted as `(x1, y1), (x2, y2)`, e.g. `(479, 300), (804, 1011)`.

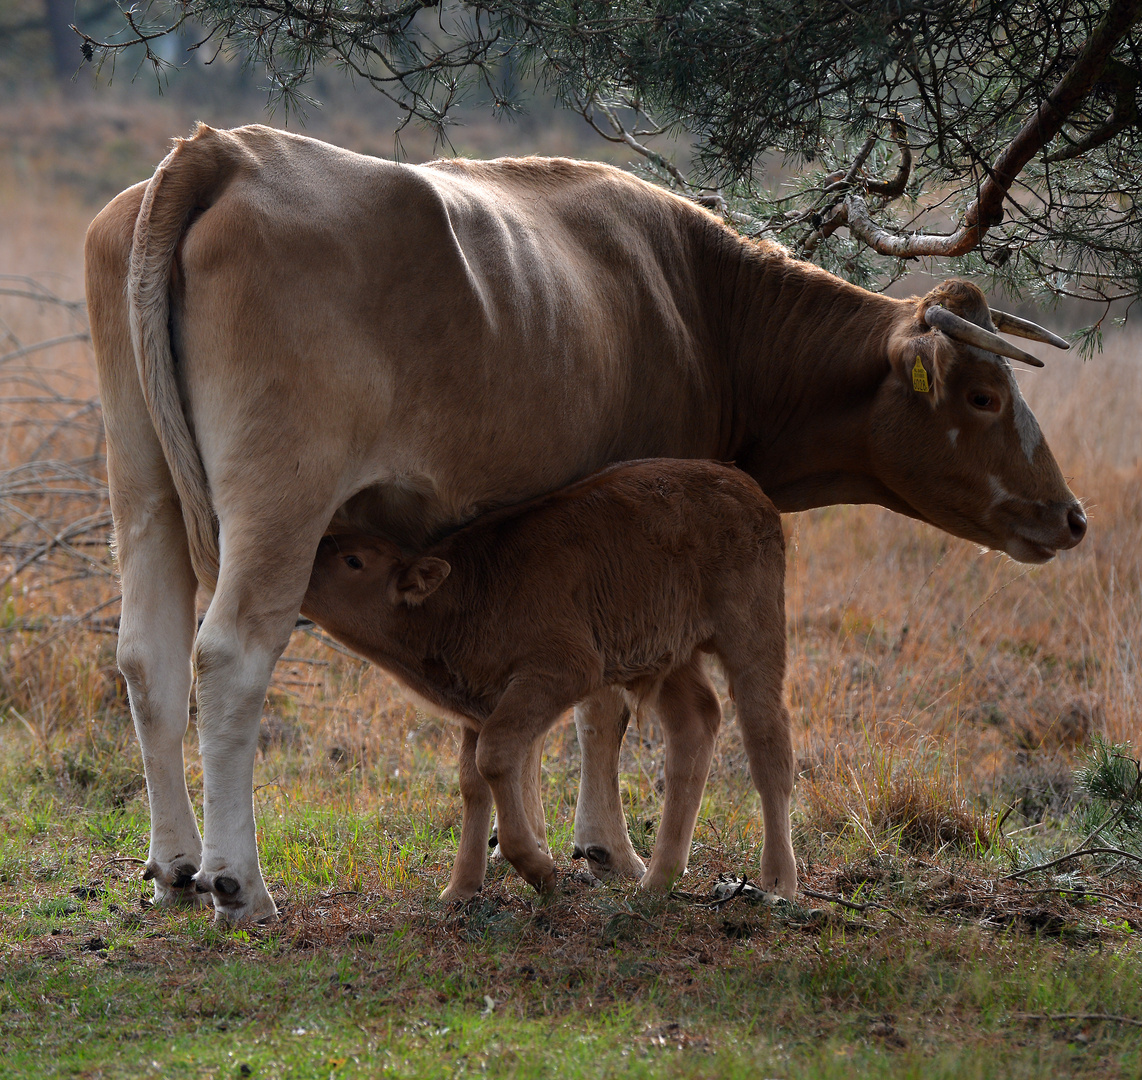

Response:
(303, 534), (451, 633)
(870, 280), (1085, 563)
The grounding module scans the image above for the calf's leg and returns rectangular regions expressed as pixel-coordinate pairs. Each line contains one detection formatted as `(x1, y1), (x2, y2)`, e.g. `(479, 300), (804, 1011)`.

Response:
(475, 682), (568, 892)
(736, 685), (796, 898)
(489, 735), (548, 861)
(718, 632), (796, 899)
(640, 661), (722, 892)
(441, 727), (494, 901)
(572, 688), (647, 880)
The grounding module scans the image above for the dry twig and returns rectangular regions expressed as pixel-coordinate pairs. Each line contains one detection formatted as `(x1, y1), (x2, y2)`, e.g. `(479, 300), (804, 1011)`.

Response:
(801, 887), (907, 923)
(1011, 1012), (1142, 1028)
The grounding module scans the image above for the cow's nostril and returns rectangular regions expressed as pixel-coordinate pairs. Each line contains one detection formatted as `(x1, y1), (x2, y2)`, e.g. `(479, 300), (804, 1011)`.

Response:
(1067, 506), (1087, 542)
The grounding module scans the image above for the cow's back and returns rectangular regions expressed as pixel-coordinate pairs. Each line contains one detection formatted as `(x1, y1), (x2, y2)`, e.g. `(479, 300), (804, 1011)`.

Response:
(122, 126), (730, 552)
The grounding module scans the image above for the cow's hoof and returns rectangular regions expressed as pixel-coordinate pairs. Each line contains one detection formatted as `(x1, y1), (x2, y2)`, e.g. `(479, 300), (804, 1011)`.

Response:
(142, 858), (212, 909)
(194, 871), (278, 925)
(572, 843), (646, 882)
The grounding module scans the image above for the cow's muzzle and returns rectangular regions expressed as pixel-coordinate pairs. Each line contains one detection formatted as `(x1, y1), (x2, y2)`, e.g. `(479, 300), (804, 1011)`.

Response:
(1003, 500), (1087, 563)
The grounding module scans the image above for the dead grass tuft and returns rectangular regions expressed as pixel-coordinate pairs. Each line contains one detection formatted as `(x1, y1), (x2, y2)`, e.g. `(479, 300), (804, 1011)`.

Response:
(797, 746), (993, 854)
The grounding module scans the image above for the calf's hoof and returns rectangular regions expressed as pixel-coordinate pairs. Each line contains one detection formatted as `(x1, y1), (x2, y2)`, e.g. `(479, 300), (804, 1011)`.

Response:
(194, 870), (278, 925)
(533, 867), (558, 896)
(142, 857), (212, 909)
(638, 865), (684, 894)
(759, 851), (798, 901)
(440, 880), (483, 903)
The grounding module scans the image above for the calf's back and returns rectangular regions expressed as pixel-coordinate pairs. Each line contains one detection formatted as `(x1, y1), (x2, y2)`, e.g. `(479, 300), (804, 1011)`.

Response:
(301, 459), (786, 720)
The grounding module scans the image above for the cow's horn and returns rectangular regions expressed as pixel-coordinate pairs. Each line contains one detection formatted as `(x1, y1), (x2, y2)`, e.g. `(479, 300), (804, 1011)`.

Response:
(989, 309), (1071, 350)
(924, 305), (1045, 368)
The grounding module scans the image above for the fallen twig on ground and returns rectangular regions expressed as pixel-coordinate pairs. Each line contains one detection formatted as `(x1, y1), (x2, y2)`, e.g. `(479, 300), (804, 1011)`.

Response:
(1003, 846), (1142, 880)
(801, 887), (907, 923)
(1011, 1012), (1142, 1028)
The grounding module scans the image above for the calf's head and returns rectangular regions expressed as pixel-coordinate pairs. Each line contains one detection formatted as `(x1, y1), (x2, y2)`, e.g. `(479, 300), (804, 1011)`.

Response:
(870, 280), (1085, 564)
(302, 534), (451, 634)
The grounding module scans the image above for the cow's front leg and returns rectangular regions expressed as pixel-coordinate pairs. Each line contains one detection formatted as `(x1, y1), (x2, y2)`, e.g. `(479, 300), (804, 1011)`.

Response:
(572, 688), (646, 881)
(191, 524), (325, 923)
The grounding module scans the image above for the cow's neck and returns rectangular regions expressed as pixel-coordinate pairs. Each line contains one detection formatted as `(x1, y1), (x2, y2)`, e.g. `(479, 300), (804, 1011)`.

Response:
(716, 238), (906, 515)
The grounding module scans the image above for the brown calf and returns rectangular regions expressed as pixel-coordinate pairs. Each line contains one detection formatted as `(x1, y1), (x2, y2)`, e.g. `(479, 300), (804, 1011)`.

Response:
(301, 458), (794, 901)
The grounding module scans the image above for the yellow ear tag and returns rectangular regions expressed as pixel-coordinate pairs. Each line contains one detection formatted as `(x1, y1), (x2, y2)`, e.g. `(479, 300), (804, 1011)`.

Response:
(911, 355), (931, 393)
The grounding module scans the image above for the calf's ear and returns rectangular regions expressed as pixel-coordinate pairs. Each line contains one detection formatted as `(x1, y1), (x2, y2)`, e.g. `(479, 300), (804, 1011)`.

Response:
(391, 557), (451, 606)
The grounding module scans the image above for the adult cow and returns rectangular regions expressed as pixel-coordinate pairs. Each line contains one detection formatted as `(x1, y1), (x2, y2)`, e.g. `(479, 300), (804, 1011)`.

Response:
(86, 123), (1084, 923)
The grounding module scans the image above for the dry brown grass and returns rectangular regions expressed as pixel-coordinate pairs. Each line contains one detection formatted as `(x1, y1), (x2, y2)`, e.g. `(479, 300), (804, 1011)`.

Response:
(0, 93), (1138, 866)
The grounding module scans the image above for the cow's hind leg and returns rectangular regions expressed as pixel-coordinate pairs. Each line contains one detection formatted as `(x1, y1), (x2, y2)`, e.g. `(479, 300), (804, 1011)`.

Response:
(441, 727), (493, 902)
(191, 520), (329, 923)
(89, 193), (207, 909)
(572, 688), (647, 881)
(640, 660), (722, 892)
(115, 488), (204, 908)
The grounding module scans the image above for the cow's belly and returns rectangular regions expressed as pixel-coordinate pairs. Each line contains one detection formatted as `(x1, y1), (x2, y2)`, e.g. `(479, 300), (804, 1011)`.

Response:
(330, 436), (700, 550)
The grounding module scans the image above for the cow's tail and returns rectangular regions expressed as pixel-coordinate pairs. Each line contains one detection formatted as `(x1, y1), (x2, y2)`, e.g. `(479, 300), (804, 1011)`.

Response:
(127, 123), (253, 589)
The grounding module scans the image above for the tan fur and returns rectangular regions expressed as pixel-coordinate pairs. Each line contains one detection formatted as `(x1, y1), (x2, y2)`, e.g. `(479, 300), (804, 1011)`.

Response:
(301, 460), (794, 899)
(86, 124), (1084, 920)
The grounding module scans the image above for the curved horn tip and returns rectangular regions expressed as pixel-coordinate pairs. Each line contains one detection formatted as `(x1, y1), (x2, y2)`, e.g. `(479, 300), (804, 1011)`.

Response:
(989, 308), (1071, 351)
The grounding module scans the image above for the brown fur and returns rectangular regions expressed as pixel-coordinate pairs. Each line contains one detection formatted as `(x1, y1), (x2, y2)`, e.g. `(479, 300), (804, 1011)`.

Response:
(85, 124), (1084, 921)
(301, 460), (794, 899)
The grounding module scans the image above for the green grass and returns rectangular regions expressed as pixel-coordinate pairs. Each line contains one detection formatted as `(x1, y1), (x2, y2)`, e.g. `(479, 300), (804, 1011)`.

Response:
(1, 723), (1140, 1079)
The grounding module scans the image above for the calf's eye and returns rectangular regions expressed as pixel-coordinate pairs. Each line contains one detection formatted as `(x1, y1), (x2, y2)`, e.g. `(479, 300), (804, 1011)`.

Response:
(344, 555), (364, 570)
(969, 392), (997, 411)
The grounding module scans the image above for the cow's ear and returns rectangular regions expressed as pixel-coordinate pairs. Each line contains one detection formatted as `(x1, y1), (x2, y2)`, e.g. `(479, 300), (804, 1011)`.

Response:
(889, 332), (951, 407)
(391, 557), (451, 606)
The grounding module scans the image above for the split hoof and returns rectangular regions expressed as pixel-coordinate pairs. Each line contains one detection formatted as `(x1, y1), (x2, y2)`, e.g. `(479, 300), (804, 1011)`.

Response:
(440, 881), (482, 903)
(142, 858), (212, 909)
(573, 842), (646, 882)
(194, 871), (278, 925)
(533, 867), (558, 896)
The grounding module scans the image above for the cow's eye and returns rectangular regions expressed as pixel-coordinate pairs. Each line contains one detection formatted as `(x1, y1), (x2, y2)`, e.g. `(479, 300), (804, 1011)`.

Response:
(969, 391), (998, 411)
(344, 555), (364, 570)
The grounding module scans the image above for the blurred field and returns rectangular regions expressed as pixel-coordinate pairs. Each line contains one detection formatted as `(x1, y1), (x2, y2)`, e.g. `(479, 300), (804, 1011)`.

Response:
(0, 92), (1139, 1078)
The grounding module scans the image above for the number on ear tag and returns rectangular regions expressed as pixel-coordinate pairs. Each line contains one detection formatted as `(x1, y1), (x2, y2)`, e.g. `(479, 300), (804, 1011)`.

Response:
(912, 355), (931, 393)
